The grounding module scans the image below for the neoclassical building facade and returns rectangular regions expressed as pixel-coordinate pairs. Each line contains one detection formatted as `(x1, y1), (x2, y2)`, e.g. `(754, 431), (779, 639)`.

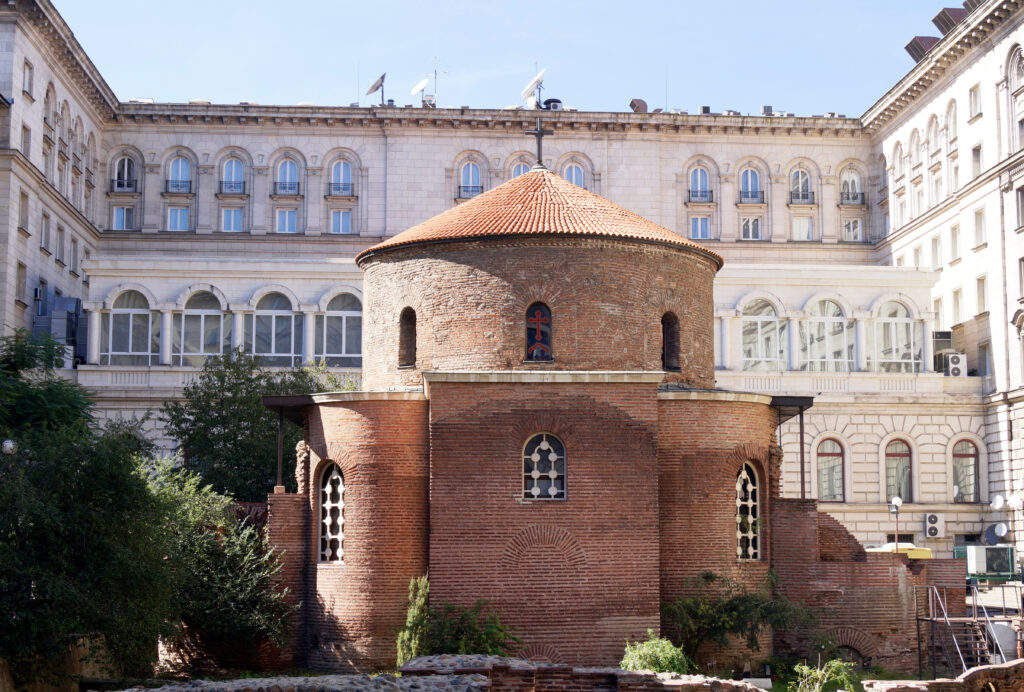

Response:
(0, 0), (1020, 558)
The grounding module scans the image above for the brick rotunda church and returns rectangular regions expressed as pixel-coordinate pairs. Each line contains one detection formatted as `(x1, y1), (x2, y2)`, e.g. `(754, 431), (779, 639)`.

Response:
(262, 166), (963, 672)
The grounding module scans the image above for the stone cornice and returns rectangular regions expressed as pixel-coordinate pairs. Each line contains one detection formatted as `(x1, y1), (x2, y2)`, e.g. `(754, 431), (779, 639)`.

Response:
(861, 0), (1024, 135)
(422, 370), (666, 384)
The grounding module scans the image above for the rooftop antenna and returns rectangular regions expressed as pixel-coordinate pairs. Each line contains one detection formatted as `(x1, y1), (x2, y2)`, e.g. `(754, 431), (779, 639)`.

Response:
(366, 73), (386, 106)
(521, 68), (545, 110)
(411, 78), (430, 106)
(521, 69), (551, 169)
(431, 57), (449, 107)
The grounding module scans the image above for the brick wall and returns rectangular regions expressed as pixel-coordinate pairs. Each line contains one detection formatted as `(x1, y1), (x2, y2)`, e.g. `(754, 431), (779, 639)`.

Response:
(817, 512), (867, 562)
(863, 657), (1024, 692)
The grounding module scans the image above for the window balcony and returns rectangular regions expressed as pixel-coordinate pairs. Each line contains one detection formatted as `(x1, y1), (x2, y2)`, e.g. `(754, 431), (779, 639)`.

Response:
(165, 179), (192, 194)
(327, 182), (354, 196)
(110, 179), (137, 193)
(738, 190), (764, 204)
(687, 189), (714, 203)
(274, 181), (300, 195)
(457, 185), (482, 199)
(219, 180), (245, 194)
(840, 191), (865, 205)
(789, 191), (815, 204)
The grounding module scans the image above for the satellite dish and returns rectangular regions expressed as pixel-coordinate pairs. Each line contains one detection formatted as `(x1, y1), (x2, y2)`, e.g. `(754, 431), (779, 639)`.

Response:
(983, 524), (1002, 545)
(995, 522), (1009, 537)
(1008, 493), (1024, 510)
(991, 494), (1006, 510)
(521, 68), (546, 101)
(411, 78), (430, 96)
(366, 73), (386, 96)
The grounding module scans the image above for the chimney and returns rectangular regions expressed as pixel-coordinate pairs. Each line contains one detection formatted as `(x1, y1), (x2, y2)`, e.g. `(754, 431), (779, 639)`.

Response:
(905, 36), (941, 63)
(628, 98), (648, 114)
(932, 7), (967, 35)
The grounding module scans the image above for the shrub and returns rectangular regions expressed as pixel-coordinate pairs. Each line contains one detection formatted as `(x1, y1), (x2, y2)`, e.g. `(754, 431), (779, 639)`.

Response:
(788, 659), (858, 692)
(620, 629), (694, 674)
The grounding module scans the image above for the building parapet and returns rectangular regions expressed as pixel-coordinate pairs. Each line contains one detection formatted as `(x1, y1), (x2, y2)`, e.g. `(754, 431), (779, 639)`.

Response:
(716, 370), (983, 397)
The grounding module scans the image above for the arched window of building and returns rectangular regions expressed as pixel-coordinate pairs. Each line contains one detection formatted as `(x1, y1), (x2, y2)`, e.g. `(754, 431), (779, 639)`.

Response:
(247, 292), (299, 366)
(800, 300), (853, 372)
(113, 156), (136, 192)
(459, 161), (481, 199)
(790, 168), (812, 204)
(817, 439), (844, 502)
(885, 439), (913, 502)
(909, 130), (921, 167)
(893, 143), (904, 179)
(871, 301), (922, 373)
(174, 291), (226, 366)
(399, 307), (416, 367)
(167, 156), (191, 193)
(319, 463), (344, 562)
(689, 166), (712, 203)
(525, 302), (552, 361)
(511, 162), (530, 178)
(840, 169), (862, 204)
(952, 440), (980, 503)
(927, 117), (940, 155)
(101, 290), (158, 366)
(739, 168), (762, 203)
(736, 463), (760, 560)
(315, 293), (362, 367)
(1012, 48), (1024, 93)
(276, 158), (299, 195)
(221, 157), (244, 194)
(742, 299), (787, 371)
(563, 162), (585, 188)
(661, 312), (680, 370)
(946, 102), (958, 142)
(523, 433), (565, 500)
(329, 160), (353, 196)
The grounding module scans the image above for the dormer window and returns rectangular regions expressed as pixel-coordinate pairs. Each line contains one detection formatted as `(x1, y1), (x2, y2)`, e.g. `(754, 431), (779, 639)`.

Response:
(525, 302), (552, 361)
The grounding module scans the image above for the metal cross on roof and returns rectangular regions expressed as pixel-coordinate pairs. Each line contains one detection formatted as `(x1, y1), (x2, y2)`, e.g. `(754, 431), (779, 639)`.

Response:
(525, 117), (553, 169)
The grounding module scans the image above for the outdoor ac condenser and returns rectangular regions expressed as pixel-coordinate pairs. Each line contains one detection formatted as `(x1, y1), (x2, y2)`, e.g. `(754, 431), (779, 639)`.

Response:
(923, 513), (945, 539)
(946, 353), (967, 377)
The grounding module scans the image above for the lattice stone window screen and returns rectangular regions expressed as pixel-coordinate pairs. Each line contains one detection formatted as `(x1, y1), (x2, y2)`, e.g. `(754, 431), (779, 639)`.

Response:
(736, 463), (760, 560)
(320, 464), (344, 562)
(523, 433), (566, 500)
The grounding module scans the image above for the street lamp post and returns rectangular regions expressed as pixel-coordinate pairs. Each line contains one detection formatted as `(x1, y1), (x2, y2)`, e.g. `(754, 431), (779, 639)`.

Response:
(889, 496), (904, 553)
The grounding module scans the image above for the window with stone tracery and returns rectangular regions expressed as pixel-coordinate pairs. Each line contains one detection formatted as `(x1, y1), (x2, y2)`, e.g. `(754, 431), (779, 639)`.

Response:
(523, 433), (565, 500)
(525, 302), (552, 361)
(320, 464), (344, 562)
(736, 463), (760, 560)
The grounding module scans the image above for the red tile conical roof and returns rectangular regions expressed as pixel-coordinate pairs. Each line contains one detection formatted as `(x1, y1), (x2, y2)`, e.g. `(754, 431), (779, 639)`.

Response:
(356, 169), (723, 268)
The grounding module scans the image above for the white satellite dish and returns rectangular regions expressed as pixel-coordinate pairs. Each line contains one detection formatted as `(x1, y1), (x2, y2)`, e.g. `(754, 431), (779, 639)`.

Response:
(991, 494), (1006, 510)
(1008, 493), (1024, 510)
(521, 68), (546, 101)
(411, 78), (430, 96)
(995, 522), (1009, 537)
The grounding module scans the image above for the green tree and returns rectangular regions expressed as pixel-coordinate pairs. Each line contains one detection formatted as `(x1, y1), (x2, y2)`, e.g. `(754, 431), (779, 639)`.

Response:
(789, 659), (859, 692)
(162, 349), (350, 501)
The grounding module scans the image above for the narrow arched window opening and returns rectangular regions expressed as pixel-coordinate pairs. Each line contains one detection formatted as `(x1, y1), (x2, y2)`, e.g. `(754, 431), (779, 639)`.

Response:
(661, 312), (680, 371)
(952, 440), (980, 503)
(319, 463), (344, 562)
(399, 307), (416, 367)
(885, 439), (913, 503)
(525, 302), (552, 361)
(817, 439), (844, 502)
(736, 463), (760, 560)
(523, 433), (566, 500)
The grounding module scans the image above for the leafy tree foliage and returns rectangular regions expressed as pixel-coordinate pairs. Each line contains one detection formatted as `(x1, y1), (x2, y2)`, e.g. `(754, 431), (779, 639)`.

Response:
(162, 349), (349, 501)
(789, 659), (859, 692)
(661, 571), (813, 661)
(620, 629), (694, 674)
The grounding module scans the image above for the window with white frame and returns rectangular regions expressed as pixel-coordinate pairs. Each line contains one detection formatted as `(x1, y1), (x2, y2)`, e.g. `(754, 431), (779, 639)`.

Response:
(319, 463), (344, 562)
(842, 219), (862, 242)
(740, 216), (762, 240)
(977, 275), (987, 314)
(276, 208), (298, 233)
(330, 209), (353, 234)
(972, 145), (982, 177)
(167, 156), (191, 193)
(791, 216), (812, 241)
(739, 168), (762, 203)
(893, 144), (904, 178)
(839, 169), (862, 204)
(969, 84), (981, 118)
(168, 206), (189, 231)
(885, 440), (912, 502)
(951, 224), (960, 259)
(459, 161), (481, 198)
(931, 236), (942, 269)
(952, 440), (979, 503)
(276, 159), (299, 195)
(113, 206), (135, 231)
(953, 288), (963, 324)
(21, 125), (30, 159)
(55, 226), (65, 264)
(221, 207), (243, 232)
(799, 299), (854, 372)
(329, 160), (353, 196)
(947, 101), (958, 141)
(736, 463), (759, 560)
(246, 292), (300, 366)
(563, 162), (585, 188)
(790, 169), (812, 203)
(511, 162), (530, 178)
(113, 156), (136, 192)
(221, 157), (244, 194)
(913, 246), (922, 267)
(173, 291), (227, 366)
(100, 290), (158, 366)
(689, 166), (711, 203)
(974, 209), (985, 246)
(690, 216), (710, 239)
(314, 293), (362, 367)
(22, 60), (32, 96)
(741, 299), (786, 371)
(522, 433), (566, 500)
(932, 174), (943, 204)
(909, 131), (921, 167)
(869, 301), (922, 373)
(933, 297), (943, 330)
(816, 439), (844, 502)
(40, 212), (50, 249)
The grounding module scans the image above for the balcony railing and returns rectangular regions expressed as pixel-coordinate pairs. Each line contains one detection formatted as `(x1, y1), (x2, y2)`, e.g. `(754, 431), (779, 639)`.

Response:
(687, 189), (714, 203)
(457, 185), (482, 199)
(789, 191), (815, 204)
(327, 182), (354, 196)
(165, 179), (192, 194)
(110, 179), (137, 193)
(274, 181), (300, 195)
(840, 191), (865, 205)
(738, 190), (764, 204)
(219, 180), (245, 194)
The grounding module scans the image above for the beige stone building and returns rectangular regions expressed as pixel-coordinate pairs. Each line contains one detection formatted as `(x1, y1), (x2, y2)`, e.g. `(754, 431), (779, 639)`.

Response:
(2, 0), (1021, 559)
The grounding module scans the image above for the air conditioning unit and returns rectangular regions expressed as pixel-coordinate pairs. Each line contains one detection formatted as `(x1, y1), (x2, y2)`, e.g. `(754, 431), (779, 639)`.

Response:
(946, 352), (967, 377)
(923, 513), (945, 539)
(966, 545), (1015, 579)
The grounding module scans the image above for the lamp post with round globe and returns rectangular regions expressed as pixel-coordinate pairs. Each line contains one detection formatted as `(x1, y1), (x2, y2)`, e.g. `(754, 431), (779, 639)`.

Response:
(888, 496), (903, 553)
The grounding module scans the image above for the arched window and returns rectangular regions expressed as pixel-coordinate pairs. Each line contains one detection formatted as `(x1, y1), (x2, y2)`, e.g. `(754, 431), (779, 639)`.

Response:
(221, 158), (244, 194)
(840, 169), (862, 204)
(909, 131), (921, 167)
(885, 439), (913, 502)
(742, 299), (787, 371)
(525, 302), (552, 361)
(736, 463), (760, 560)
(893, 143), (904, 178)
(790, 168), (812, 204)
(247, 292), (299, 366)
(563, 163), (585, 188)
(319, 463), (344, 562)
(870, 301), (922, 373)
(800, 300), (853, 372)
(511, 162), (530, 178)
(946, 101), (958, 142)
(174, 291), (226, 366)
(101, 290), (158, 366)
(817, 439), (844, 502)
(315, 293), (362, 367)
(1012, 49), (1024, 93)
(927, 117), (940, 155)
(113, 156), (136, 192)
(399, 307), (416, 367)
(459, 162), (481, 198)
(329, 160), (353, 196)
(167, 156), (191, 193)
(739, 168), (762, 203)
(523, 433), (566, 500)
(276, 159), (299, 195)
(661, 312), (680, 371)
(952, 440), (980, 503)
(689, 166), (712, 203)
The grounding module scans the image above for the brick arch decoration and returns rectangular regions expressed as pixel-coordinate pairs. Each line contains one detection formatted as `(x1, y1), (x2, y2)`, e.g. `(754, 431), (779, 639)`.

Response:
(515, 641), (566, 664)
(500, 524), (587, 572)
(829, 627), (878, 664)
(724, 442), (773, 483)
(507, 414), (577, 450)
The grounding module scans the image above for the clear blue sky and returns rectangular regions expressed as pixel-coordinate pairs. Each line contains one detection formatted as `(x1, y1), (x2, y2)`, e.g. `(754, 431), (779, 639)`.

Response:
(56, 0), (943, 116)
